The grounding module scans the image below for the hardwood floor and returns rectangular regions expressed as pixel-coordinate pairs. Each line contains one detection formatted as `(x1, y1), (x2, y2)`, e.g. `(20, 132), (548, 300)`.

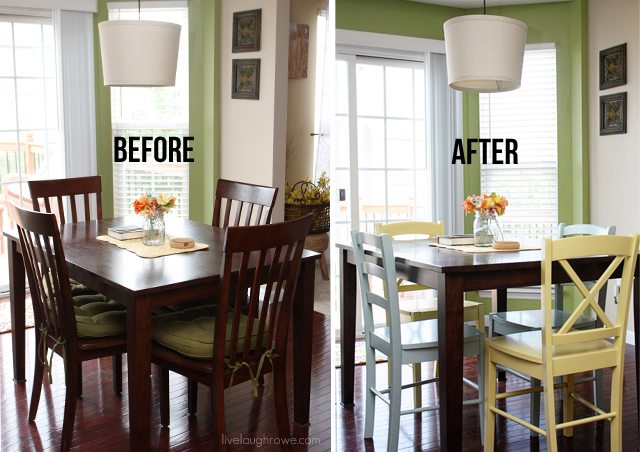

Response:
(0, 312), (331, 451)
(336, 345), (638, 451)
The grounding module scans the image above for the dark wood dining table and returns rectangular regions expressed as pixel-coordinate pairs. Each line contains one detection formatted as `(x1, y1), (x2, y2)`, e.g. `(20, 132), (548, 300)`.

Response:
(337, 239), (640, 451)
(5, 217), (319, 451)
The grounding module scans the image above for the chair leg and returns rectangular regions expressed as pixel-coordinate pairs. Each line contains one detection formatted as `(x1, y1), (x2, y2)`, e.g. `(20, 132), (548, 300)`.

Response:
(77, 363), (82, 398)
(484, 346), (496, 451)
(364, 342), (377, 439)
(477, 339), (485, 446)
(112, 354), (122, 394)
(563, 374), (574, 437)
(187, 379), (198, 415)
(211, 373), (227, 450)
(412, 363), (422, 408)
(388, 357), (401, 452)
(594, 368), (604, 409)
(61, 361), (80, 452)
(543, 370), (558, 452)
(530, 377), (541, 437)
(159, 367), (170, 427)
(273, 358), (292, 450)
(28, 350), (45, 421)
(610, 365), (623, 451)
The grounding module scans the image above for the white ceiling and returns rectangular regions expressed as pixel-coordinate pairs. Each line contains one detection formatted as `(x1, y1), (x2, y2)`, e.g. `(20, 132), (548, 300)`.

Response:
(408, 0), (569, 8)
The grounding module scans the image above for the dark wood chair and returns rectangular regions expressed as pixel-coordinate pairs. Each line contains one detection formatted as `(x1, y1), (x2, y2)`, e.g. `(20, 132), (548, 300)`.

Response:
(151, 214), (313, 450)
(28, 175), (102, 225)
(9, 203), (126, 452)
(27, 175), (117, 395)
(212, 178), (278, 228)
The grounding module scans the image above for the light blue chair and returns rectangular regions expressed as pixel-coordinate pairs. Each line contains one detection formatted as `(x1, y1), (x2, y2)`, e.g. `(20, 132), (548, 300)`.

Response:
(352, 230), (484, 451)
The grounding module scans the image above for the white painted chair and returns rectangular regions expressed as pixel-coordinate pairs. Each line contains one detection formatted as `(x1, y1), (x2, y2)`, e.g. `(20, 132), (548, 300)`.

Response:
(351, 230), (484, 451)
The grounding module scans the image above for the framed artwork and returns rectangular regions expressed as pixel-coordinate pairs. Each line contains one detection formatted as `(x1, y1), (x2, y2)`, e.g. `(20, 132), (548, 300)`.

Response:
(599, 92), (627, 135)
(288, 22), (309, 79)
(232, 59), (260, 100)
(600, 43), (626, 90)
(232, 9), (261, 53)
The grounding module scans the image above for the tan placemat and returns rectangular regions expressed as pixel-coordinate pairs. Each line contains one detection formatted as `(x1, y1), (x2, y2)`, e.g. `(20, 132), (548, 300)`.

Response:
(97, 235), (208, 258)
(429, 242), (540, 253)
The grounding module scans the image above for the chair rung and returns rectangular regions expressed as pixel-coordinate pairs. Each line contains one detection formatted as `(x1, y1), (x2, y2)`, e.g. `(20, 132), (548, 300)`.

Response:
(570, 392), (608, 417)
(495, 381), (565, 400)
(378, 377), (438, 394)
(490, 406), (547, 436)
(556, 412), (615, 430)
(370, 388), (391, 406)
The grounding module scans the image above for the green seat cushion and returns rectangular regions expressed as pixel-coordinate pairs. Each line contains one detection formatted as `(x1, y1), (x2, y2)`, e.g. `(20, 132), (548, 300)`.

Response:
(152, 306), (267, 359)
(74, 298), (126, 338)
(69, 278), (98, 296)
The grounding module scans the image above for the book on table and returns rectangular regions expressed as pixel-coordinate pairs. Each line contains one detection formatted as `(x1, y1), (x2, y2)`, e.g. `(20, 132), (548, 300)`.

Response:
(437, 234), (475, 246)
(107, 225), (143, 240)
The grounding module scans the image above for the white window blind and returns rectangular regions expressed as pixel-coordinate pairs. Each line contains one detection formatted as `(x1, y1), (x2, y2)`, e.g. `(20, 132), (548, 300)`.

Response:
(480, 47), (558, 239)
(109, 2), (189, 218)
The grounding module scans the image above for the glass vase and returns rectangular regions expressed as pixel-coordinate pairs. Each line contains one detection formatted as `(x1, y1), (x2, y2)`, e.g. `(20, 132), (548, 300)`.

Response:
(142, 212), (165, 246)
(473, 211), (502, 247)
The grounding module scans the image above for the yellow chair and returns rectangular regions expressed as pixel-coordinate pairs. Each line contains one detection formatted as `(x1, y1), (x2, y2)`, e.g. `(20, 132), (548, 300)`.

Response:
(484, 234), (639, 451)
(375, 221), (484, 408)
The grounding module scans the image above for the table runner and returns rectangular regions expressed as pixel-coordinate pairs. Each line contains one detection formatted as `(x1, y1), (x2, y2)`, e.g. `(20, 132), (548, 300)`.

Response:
(97, 235), (208, 258)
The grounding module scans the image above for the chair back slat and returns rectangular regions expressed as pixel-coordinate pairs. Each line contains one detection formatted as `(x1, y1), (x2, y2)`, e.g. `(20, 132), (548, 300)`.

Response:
(9, 202), (77, 344)
(212, 179), (278, 228)
(375, 220), (444, 239)
(351, 231), (402, 347)
(28, 176), (102, 226)
(541, 235), (639, 358)
(213, 214), (312, 369)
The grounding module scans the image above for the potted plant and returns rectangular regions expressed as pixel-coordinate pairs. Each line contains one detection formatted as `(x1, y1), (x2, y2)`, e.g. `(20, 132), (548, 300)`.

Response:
(285, 171), (330, 234)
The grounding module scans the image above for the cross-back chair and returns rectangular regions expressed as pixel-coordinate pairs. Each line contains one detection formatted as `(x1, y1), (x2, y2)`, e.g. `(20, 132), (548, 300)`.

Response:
(375, 221), (484, 408)
(485, 234), (639, 451)
(352, 230), (484, 451)
(9, 203), (127, 452)
(212, 178), (278, 228)
(151, 214), (313, 450)
(488, 223), (615, 432)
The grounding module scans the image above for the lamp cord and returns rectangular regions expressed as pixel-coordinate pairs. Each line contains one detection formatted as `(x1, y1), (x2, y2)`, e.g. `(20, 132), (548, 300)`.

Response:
(138, 0), (141, 20)
(483, 0), (486, 14)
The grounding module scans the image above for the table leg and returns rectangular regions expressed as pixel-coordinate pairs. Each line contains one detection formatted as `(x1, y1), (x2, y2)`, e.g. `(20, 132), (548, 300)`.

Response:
(127, 298), (152, 451)
(9, 239), (26, 383)
(340, 249), (357, 406)
(293, 259), (316, 426)
(496, 288), (508, 382)
(437, 273), (464, 451)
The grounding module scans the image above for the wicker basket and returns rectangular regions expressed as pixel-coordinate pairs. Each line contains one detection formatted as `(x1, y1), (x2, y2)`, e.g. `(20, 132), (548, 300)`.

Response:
(285, 203), (330, 234)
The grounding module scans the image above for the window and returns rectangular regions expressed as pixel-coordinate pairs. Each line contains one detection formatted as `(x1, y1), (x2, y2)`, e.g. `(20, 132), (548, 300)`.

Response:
(109, 2), (189, 218)
(480, 47), (558, 239)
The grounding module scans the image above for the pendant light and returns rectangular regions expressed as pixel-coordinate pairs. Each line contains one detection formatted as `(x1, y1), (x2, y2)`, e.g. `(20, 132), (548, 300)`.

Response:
(443, 0), (527, 93)
(98, 0), (181, 87)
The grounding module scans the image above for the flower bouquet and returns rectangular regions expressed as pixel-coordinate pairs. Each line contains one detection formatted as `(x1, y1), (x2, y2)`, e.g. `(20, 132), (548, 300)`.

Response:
(463, 193), (508, 246)
(132, 193), (176, 245)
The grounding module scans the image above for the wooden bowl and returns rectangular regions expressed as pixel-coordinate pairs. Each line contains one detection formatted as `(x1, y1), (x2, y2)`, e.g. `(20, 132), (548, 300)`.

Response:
(493, 241), (520, 251)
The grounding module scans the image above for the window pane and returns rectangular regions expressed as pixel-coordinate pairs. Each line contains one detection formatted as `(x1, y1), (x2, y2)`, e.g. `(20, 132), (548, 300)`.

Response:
(356, 63), (383, 117)
(13, 23), (41, 47)
(357, 118), (384, 168)
(0, 22), (12, 45)
(0, 47), (13, 76)
(16, 79), (45, 129)
(387, 119), (414, 169)
(0, 80), (16, 129)
(385, 66), (413, 118)
(336, 59), (348, 115)
(15, 46), (43, 77)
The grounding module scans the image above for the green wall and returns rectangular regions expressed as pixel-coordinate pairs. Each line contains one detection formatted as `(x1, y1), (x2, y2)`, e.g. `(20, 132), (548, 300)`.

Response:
(93, 0), (220, 223)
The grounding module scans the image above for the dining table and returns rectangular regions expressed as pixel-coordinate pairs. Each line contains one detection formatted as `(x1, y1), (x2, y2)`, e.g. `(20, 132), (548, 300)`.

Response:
(5, 217), (319, 451)
(336, 238), (640, 451)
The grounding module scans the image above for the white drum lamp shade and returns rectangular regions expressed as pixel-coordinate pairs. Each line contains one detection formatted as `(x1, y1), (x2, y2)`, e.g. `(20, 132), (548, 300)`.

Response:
(443, 15), (527, 93)
(98, 20), (181, 87)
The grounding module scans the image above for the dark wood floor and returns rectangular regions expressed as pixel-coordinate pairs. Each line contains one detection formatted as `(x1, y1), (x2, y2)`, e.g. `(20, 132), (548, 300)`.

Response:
(336, 345), (639, 451)
(0, 312), (331, 451)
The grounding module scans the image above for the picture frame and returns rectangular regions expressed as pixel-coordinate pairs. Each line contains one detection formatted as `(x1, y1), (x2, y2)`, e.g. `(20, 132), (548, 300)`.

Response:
(232, 59), (260, 100)
(599, 92), (627, 135)
(232, 9), (261, 53)
(288, 22), (310, 79)
(599, 43), (626, 90)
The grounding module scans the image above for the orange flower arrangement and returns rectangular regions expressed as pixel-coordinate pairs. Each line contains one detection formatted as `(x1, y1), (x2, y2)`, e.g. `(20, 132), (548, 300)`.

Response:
(463, 193), (508, 216)
(132, 193), (176, 219)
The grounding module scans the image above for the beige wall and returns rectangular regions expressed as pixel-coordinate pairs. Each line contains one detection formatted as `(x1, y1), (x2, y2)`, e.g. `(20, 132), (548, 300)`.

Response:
(588, 0), (640, 343)
(286, 0), (325, 184)
(220, 0), (290, 220)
